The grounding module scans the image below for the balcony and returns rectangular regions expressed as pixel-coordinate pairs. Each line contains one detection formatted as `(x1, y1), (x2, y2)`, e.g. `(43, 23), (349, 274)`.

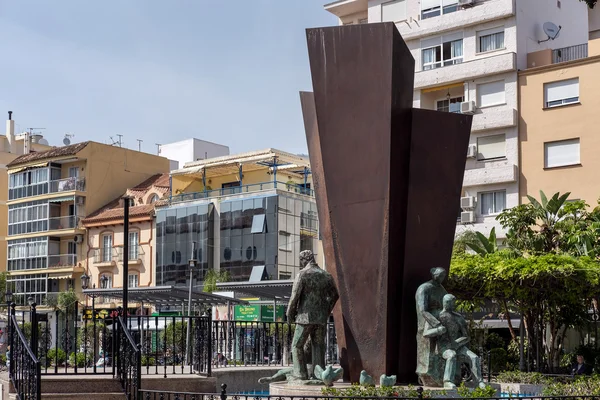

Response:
(170, 180), (314, 204)
(116, 245), (145, 263)
(324, 0), (367, 18)
(395, 0), (515, 41)
(49, 177), (85, 193)
(552, 43), (588, 64)
(415, 52), (516, 89)
(93, 248), (115, 265)
(48, 216), (80, 231)
(463, 164), (517, 187)
(471, 107), (517, 132)
(48, 254), (77, 269)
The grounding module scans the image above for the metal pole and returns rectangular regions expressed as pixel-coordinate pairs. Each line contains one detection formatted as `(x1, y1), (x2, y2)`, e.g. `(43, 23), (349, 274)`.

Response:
(93, 295), (97, 373)
(186, 242), (195, 366)
(123, 197), (129, 319)
(31, 303), (38, 358)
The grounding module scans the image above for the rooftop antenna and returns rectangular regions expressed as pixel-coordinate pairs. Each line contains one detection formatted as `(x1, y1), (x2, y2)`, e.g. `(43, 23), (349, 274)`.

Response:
(539, 22), (562, 43)
(109, 135), (123, 147)
(137, 139), (143, 152)
(155, 143), (161, 155)
(63, 133), (74, 146)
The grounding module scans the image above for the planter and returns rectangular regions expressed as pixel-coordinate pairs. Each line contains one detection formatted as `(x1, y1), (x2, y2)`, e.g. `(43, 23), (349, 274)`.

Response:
(491, 382), (545, 395)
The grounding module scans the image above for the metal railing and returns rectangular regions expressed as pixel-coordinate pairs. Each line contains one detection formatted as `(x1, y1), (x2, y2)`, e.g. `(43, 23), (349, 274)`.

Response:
(47, 254), (77, 268)
(170, 180), (314, 203)
(553, 43), (588, 64)
(49, 177), (86, 193)
(116, 245), (146, 262)
(48, 215), (79, 230)
(116, 316), (142, 400)
(9, 305), (42, 400)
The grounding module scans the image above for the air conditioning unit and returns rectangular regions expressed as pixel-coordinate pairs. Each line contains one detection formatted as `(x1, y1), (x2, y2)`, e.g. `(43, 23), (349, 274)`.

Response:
(76, 196), (85, 205)
(466, 144), (477, 158)
(460, 211), (475, 224)
(460, 101), (476, 115)
(74, 235), (84, 244)
(460, 196), (476, 209)
(458, 0), (475, 7)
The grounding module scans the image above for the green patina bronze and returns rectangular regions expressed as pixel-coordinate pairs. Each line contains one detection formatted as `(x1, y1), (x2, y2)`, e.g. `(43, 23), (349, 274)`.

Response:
(258, 250), (340, 386)
(415, 267), (485, 389)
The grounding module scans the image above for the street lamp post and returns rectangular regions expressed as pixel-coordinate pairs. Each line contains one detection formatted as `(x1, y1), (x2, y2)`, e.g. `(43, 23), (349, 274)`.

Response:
(81, 273), (99, 373)
(186, 242), (197, 366)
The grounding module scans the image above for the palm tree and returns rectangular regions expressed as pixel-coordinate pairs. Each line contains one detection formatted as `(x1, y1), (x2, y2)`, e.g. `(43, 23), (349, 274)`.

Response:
(527, 191), (570, 252)
(464, 227), (498, 256)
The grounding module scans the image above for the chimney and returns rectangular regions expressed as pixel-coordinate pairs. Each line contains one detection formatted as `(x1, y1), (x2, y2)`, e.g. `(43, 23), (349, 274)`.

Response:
(6, 111), (15, 153)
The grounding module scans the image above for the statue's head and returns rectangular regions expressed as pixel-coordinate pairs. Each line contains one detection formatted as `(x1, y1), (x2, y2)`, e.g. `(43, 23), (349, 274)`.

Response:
(443, 294), (456, 311)
(430, 267), (447, 283)
(299, 250), (316, 268)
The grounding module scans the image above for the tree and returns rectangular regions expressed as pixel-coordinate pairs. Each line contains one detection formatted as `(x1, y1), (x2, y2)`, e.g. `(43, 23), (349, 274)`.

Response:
(160, 321), (187, 360)
(581, 0), (597, 8)
(203, 269), (230, 293)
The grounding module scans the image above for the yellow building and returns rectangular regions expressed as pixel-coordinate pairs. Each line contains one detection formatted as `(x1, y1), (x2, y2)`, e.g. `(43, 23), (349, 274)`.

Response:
(0, 112), (52, 275)
(158, 148), (321, 287)
(82, 174), (170, 311)
(5, 141), (169, 306)
(519, 39), (600, 205)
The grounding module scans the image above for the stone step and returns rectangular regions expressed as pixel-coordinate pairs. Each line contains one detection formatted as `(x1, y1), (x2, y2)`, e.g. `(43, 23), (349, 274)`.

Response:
(41, 375), (122, 394)
(42, 393), (125, 400)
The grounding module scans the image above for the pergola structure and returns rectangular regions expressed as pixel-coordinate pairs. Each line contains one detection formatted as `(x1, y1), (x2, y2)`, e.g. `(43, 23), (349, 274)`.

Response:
(170, 148), (312, 191)
(215, 280), (293, 303)
(82, 285), (248, 309)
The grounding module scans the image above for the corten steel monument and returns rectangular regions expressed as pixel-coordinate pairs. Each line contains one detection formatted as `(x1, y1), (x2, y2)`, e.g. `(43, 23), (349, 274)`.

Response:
(300, 22), (472, 384)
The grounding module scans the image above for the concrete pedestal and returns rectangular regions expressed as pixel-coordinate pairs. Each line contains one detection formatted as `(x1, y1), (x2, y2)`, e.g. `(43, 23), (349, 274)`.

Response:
(269, 382), (351, 396)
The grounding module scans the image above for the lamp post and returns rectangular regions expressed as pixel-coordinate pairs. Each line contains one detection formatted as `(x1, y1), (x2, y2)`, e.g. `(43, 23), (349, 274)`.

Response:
(186, 242), (197, 366)
(81, 273), (99, 372)
(6, 290), (12, 369)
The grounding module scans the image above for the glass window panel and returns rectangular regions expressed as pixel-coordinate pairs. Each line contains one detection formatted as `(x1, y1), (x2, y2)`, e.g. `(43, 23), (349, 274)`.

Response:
(251, 214), (266, 234)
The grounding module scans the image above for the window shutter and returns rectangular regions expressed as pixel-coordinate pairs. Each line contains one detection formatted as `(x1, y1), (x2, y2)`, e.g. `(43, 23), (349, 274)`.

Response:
(545, 139), (580, 168)
(382, 0), (406, 22)
(477, 80), (505, 107)
(477, 134), (506, 160)
(545, 78), (579, 103)
(421, 0), (439, 10)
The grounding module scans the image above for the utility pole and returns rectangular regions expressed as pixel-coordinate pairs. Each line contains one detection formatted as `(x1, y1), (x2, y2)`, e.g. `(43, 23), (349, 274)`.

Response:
(117, 134), (123, 148)
(137, 139), (143, 152)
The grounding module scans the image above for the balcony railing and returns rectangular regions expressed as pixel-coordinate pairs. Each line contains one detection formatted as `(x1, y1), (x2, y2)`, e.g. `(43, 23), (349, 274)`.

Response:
(171, 180), (314, 204)
(48, 254), (77, 268)
(49, 177), (86, 193)
(93, 248), (114, 264)
(48, 216), (79, 230)
(552, 43), (588, 64)
(116, 245), (145, 262)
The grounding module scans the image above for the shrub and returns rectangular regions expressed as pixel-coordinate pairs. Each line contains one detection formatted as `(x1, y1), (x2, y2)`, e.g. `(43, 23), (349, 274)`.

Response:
(322, 383), (442, 398)
(456, 383), (496, 398)
(543, 375), (600, 396)
(141, 355), (156, 366)
(68, 352), (92, 368)
(496, 370), (550, 385)
(46, 348), (67, 366)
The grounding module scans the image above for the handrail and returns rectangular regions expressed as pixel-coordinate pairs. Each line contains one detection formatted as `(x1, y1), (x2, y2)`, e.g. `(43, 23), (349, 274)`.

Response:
(116, 316), (141, 400)
(9, 312), (41, 400)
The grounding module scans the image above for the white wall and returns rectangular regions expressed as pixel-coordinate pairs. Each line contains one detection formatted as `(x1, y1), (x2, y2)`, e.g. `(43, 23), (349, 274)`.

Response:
(159, 138), (230, 171)
(515, 0), (589, 69)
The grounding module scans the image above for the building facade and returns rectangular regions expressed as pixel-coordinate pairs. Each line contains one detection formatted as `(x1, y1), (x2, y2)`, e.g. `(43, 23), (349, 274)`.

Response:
(5, 142), (170, 306)
(324, 0), (595, 240)
(156, 149), (319, 288)
(158, 138), (230, 171)
(81, 174), (170, 309)
(519, 41), (600, 205)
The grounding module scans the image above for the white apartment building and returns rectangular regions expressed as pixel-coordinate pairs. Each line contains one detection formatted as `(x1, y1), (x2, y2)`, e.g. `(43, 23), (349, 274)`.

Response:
(324, 0), (597, 239)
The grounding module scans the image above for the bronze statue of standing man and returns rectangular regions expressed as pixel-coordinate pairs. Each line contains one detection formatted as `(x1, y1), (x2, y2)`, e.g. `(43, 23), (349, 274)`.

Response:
(287, 250), (339, 381)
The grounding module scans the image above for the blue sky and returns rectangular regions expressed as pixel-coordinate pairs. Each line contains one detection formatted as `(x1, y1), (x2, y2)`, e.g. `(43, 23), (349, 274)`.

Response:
(0, 1), (336, 155)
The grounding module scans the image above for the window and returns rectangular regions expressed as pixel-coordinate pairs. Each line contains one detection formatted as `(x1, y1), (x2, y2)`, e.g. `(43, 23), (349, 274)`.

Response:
(421, 33), (463, 71)
(421, 0), (458, 19)
(221, 181), (241, 195)
(100, 274), (112, 289)
(67, 241), (76, 255)
(477, 80), (505, 108)
(477, 134), (506, 161)
(251, 214), (266, 234)
(68, 167), (79, 178)
(102, 234), (112, 262)
(544, 78), (579, 108)
(480, 191), (506, 215)
(129, 231), (139, 260)
(436, 96), (464, 113)
(382, 0), (406, 22)
(278, 232), (292, 252)
(477, 27), (505, 53)
(544, 139), (580, 168)
(128, 274), (139, 288)
(148, 194), (159, 204)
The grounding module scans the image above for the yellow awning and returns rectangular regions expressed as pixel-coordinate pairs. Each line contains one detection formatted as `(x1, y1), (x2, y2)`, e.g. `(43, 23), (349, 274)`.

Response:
(8, 162), (48, 174)
(48, 272), (73, 280)
(422, 82), (464, 94)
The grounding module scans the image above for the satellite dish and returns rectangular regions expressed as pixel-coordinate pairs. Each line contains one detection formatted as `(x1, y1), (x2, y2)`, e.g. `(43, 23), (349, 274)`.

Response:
(38, 138), (49, 146)
(539, 22), (561, 43)
(63, 137), (71, 146)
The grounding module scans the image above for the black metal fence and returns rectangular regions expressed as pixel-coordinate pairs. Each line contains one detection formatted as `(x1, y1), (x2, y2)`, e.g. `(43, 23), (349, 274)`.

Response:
(116, 316), (142, 400)
(9, 305), (41, 400)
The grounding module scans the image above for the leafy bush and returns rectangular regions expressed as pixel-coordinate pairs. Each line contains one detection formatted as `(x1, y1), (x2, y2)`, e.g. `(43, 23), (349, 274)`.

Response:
(543, 375), (600, 396)
(496, 371), (550, 385)
(46, 348), (67, 366)
(141, 355), (156, 366)
(489, 348), (509, 373)
(68, 352), (92, 368)
(456, 383), (496, 398)
(322, 383), (443, 398)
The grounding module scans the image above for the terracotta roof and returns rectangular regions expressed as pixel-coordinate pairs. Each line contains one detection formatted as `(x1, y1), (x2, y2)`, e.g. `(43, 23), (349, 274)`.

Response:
(126, 173), (170, 198)
(7, 142), (90, 167)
